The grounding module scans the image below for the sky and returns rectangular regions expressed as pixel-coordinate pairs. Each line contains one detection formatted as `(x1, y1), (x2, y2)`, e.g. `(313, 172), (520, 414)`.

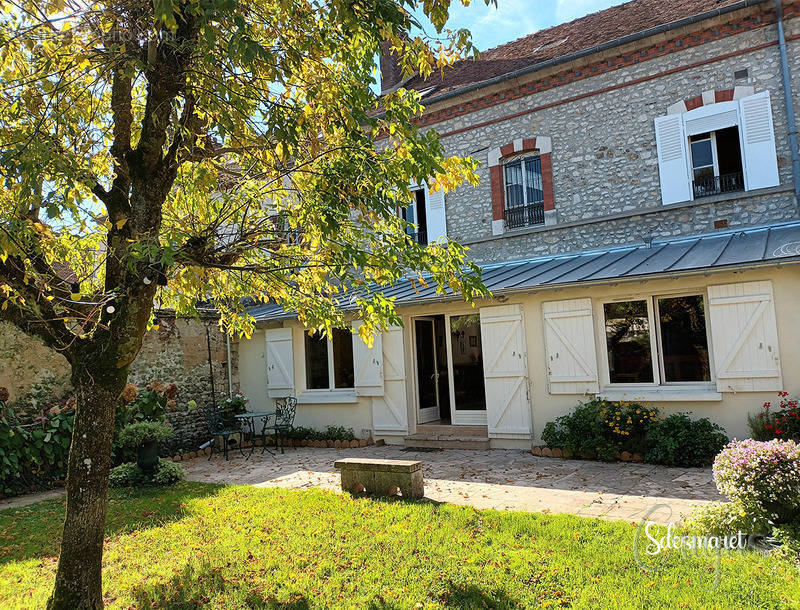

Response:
(421, 0), (627, 53)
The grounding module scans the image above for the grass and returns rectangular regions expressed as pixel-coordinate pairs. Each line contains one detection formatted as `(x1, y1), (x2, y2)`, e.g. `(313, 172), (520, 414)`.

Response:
(0, 482), (798, 608)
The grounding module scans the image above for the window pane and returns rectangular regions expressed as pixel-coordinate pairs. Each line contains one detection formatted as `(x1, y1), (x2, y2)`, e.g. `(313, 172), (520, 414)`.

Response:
(604, 301), (654, 383)
(332, 328), (355, 389)
(450, 314), (486, 410)
(524, 156), (543, 204)
(504, 161), (524, 208)
(690, 138), (713, 169)
(658, 295), (711, 382)
(305, 333), (330, 389)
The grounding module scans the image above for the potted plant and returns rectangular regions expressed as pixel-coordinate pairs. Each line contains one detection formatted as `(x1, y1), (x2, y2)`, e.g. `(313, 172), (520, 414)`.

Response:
(117, 421), (173, 474)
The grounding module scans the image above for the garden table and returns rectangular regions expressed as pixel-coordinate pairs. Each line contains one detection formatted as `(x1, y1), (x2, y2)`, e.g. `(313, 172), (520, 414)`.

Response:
(235, 411), (276, 458)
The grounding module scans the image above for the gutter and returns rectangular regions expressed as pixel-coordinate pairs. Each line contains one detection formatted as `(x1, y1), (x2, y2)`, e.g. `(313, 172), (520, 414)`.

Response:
(226, 334), (234, 397)
(399, 0), (770, 112)
(773, 0), (800, 204)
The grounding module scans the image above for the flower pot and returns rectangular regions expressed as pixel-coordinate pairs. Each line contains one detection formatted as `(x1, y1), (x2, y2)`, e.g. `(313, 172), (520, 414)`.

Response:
(136, 440), (160, 474)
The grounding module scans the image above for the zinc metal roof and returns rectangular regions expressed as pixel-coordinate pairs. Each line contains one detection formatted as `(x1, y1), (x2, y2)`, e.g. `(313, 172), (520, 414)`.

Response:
(248, 220), (800, 322)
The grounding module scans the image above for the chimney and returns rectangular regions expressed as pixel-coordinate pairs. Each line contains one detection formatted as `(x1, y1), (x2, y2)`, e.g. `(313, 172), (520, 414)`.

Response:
(379, 40), (404, 94)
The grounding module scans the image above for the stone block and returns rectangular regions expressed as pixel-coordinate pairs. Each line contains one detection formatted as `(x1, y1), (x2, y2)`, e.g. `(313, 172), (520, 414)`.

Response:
(620, 451), (633, 462)
(541, 447), (553, 458)
(551, 448), (563, 458)
(359, 439), (368, 447)
(335, 458), (424, 498)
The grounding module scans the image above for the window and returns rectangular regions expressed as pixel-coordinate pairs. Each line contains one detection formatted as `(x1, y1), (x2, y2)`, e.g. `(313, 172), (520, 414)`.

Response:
(504, 155), (544, 228)
(304, 329), (355, 390)
(400, 189), (428, 245)
(603, 294), (711, 385)
(689, 128), (744, 198)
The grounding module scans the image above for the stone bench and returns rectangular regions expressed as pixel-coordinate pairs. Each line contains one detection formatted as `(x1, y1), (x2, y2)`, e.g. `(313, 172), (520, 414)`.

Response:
(334, 458), (424, 498)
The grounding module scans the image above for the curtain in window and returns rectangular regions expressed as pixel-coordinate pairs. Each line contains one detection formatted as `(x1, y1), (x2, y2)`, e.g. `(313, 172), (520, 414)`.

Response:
(504, 161), (524, 208)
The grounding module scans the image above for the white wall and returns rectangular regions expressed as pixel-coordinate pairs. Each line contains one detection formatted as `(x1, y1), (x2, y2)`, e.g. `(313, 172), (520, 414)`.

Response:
(237, 265), (800, 445)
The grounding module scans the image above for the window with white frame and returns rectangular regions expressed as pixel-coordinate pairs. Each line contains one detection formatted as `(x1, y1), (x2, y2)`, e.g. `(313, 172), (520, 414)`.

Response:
(689, 128), (744, 198)
(503, 154), (544, 228)
(602, 294), (711, 385)
(654, 91), (779, 205)
(304, 329), (355, 390)
(400, 188), (428, 245)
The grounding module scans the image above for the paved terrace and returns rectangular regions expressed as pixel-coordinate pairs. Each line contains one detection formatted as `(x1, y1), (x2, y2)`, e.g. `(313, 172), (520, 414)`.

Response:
(182, 446), (722, 524)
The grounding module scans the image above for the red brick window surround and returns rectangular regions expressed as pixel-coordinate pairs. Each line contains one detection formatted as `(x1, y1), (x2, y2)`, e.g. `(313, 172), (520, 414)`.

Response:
(488, 136), (554, 235)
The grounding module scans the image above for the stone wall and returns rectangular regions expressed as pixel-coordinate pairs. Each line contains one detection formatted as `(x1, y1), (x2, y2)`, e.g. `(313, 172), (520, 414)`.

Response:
(0, 315), (238, 428)
(419, 7), (800, 264)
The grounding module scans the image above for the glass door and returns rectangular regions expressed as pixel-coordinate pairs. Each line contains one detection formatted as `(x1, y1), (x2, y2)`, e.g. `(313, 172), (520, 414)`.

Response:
(446, 313), (487, 425)
(414, 318), (440, 424)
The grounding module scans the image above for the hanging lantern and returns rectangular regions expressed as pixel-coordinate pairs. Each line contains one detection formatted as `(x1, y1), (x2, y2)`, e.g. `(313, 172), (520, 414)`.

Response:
(70, 282), (81, 301)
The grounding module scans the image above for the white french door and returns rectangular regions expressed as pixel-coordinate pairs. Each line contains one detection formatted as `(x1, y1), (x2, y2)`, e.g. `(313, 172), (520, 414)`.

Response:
(413, 318), (441, 424)
(446, 313), (488, 426)
(412, 314), (487, 427)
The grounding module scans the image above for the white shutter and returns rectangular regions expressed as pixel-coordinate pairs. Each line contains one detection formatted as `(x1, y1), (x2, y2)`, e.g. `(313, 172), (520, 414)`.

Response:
(424, 183), (447, 241)
(265, 328), (294, 398)
(371, 326), (408, 434)
(683, 101), (739, 136)
(351, 321), (384, 397)
(479, 305), (532, 439)
(654, 114), (693, 205)
(739, 91), (780, 191)
(708, 281), (782, 392)
(542, 298), (599, 394)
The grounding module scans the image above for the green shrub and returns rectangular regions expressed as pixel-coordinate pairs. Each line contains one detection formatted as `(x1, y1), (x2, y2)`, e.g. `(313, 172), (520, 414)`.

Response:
(109, 462), (145, 488)
(684, 500), (770, 537)
(645, 413), (727, 467)
(0, 397), (74, 494)
(541, 400), (728, 467)
(287, 425), (356, 442)
(152, 460), (184, 485)
(541, 398), (655, 461)
(109, 459), (184, 488)
(117, 421), (173, 449)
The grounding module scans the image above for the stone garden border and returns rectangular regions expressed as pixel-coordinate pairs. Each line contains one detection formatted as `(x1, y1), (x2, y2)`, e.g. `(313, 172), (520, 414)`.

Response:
(531, 445), (644, 463)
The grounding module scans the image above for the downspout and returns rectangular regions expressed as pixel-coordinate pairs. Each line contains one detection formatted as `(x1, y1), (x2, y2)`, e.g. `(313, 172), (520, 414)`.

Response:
(226, 334), (234, 398)
(774, 0), (800, 203)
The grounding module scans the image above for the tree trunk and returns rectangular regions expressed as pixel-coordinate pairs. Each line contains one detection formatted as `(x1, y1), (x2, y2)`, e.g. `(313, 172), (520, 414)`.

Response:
(47, 365), (128, 610)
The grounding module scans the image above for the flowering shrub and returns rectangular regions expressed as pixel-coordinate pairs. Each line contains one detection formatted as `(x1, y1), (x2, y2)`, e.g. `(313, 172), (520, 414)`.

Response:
(713, 438), (800, 525)
(541, 399), (656, 461)
(542, 399), (727, 466)
(748, 392), (800, 442)
(219, 393), (248, 427)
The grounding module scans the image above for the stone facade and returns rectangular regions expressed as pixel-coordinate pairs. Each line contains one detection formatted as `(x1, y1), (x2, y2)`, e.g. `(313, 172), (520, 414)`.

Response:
(416, 4), (800, 264)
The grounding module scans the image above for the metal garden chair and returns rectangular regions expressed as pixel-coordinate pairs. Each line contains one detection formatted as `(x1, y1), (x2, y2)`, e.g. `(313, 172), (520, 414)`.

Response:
(273, 397), (297, 454)
(203, 404), (245, 460)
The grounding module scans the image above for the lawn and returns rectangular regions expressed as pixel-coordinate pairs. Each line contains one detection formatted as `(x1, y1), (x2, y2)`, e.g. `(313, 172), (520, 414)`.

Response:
(0, 483), (797, 609)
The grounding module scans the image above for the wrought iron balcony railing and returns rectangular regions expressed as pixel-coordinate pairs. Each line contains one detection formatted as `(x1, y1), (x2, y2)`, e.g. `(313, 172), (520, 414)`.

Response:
(505, 202), (545, 229)
(692, 171), (745, 199)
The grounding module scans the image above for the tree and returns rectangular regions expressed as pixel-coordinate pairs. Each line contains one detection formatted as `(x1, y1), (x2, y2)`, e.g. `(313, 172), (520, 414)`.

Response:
(0, 0), (491, 606)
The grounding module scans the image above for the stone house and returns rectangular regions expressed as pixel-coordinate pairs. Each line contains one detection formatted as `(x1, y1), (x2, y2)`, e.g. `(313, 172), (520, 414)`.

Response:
(238, 0), (800, 448)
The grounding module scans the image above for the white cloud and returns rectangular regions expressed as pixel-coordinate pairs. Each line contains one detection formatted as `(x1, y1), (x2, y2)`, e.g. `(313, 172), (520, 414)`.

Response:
(555, 0), (626, 23)
(444, 0), (542, 51)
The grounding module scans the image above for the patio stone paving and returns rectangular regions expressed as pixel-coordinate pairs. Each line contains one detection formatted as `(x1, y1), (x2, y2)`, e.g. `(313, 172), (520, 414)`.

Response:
(182, 446), (722, 524)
